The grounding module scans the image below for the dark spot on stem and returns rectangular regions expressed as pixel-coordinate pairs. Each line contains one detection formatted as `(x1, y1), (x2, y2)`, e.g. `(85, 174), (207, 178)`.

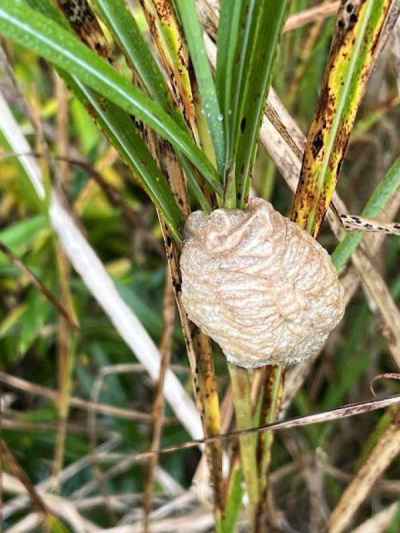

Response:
(350, 13), (358, 25)
(312, 130), (324, 157)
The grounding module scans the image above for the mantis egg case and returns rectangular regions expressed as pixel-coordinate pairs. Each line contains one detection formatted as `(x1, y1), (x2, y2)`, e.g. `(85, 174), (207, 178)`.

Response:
(181, 198), (345, 369)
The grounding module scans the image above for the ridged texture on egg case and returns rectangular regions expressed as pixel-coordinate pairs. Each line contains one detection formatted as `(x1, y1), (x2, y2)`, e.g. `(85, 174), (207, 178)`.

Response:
(181, 198), (345, 368)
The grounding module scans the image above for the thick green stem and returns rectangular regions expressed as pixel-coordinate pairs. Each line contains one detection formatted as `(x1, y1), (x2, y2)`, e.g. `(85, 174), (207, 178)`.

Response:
(228, 364), (259, 525)
(254, 365), (285, 530)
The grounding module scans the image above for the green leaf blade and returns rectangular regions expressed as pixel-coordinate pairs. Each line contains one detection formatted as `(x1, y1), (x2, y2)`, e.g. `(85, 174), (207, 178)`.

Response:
(71, 80), (185, 242)
(232, 1), (288, 207)
(216, 0), (245, 178)
(93, 0), (172, 110)
(0, 1), (222, 195)
(22, 0), (185, 241)
(174, 0), (225, 175)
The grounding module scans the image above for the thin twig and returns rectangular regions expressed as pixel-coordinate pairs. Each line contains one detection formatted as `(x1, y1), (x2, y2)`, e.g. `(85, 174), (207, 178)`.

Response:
(112, 394), (400, 462)
(2, 435), (121, 520)
(0, 440), (49, 526)
(284, 1), (340, 33)
(0, 371), (152, 422)
(52, 72), (75, 491)
(143, 272), (176, 532)
(0, 241), (78, 330)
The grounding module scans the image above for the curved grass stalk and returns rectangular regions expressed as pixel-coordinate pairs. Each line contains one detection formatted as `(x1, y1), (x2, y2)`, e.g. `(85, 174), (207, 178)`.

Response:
(328, 409), (400, 533)
(228, 364), (259, 526)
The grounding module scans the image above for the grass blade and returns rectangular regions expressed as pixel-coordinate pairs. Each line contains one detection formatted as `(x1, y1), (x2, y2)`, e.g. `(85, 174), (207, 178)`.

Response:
(291, 0), (394, 235)
(139, 0), (199, 141)
(26, 0), (185, 239)
(232, 1), (288, 207)
(71, 80), (185, 242)
(0, 1), (222, 195)
(92, 0), (172, 110)
(228, 364), (259, 523)
(174, 0), (225, 174)
(216, 0), (245, 188)
(91, 1), (212, 211)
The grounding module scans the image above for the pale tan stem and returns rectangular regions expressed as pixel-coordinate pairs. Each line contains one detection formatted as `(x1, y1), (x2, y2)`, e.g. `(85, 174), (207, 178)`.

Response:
(328, 414), (400, 533)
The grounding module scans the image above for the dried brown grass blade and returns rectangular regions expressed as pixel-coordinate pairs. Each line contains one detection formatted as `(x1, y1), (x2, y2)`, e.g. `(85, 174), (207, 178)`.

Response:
(284, 1), (340, 33)
(340, 213), (400, 235)
(0, 371), (151, 421)
(370, 372), (400, 396)
(143, 272), (176, 532)
(352, 501), (399, 533)
(0, 440), (49, 523)
(122, 394), (400, 462)
(352, 250), (400, 367)
(328, 411), (400, 533)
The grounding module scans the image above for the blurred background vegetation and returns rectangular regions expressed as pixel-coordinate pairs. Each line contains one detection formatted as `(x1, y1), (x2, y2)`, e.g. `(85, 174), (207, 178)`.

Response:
(1, 1), (400, 532)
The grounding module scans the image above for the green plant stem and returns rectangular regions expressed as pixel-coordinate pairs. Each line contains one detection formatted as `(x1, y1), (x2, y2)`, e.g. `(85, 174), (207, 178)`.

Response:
(255, 365), (284, 529)
(228, 364), (259, 525)
(221, 457), (243, 533)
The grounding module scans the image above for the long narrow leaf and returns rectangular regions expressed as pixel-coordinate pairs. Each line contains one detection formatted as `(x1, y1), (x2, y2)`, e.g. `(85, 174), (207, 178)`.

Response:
(232, 1), (288, 207)
(174, 0), (225, 175)
(139, 0), (198, 140)
(93, 0), (171, 109)
(71, 81), (185, 242)
(216, 0), (245, 181)
(0, 1), (222, 195)
(91, 0), (211, 212)
(25, 0), (184, 241)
